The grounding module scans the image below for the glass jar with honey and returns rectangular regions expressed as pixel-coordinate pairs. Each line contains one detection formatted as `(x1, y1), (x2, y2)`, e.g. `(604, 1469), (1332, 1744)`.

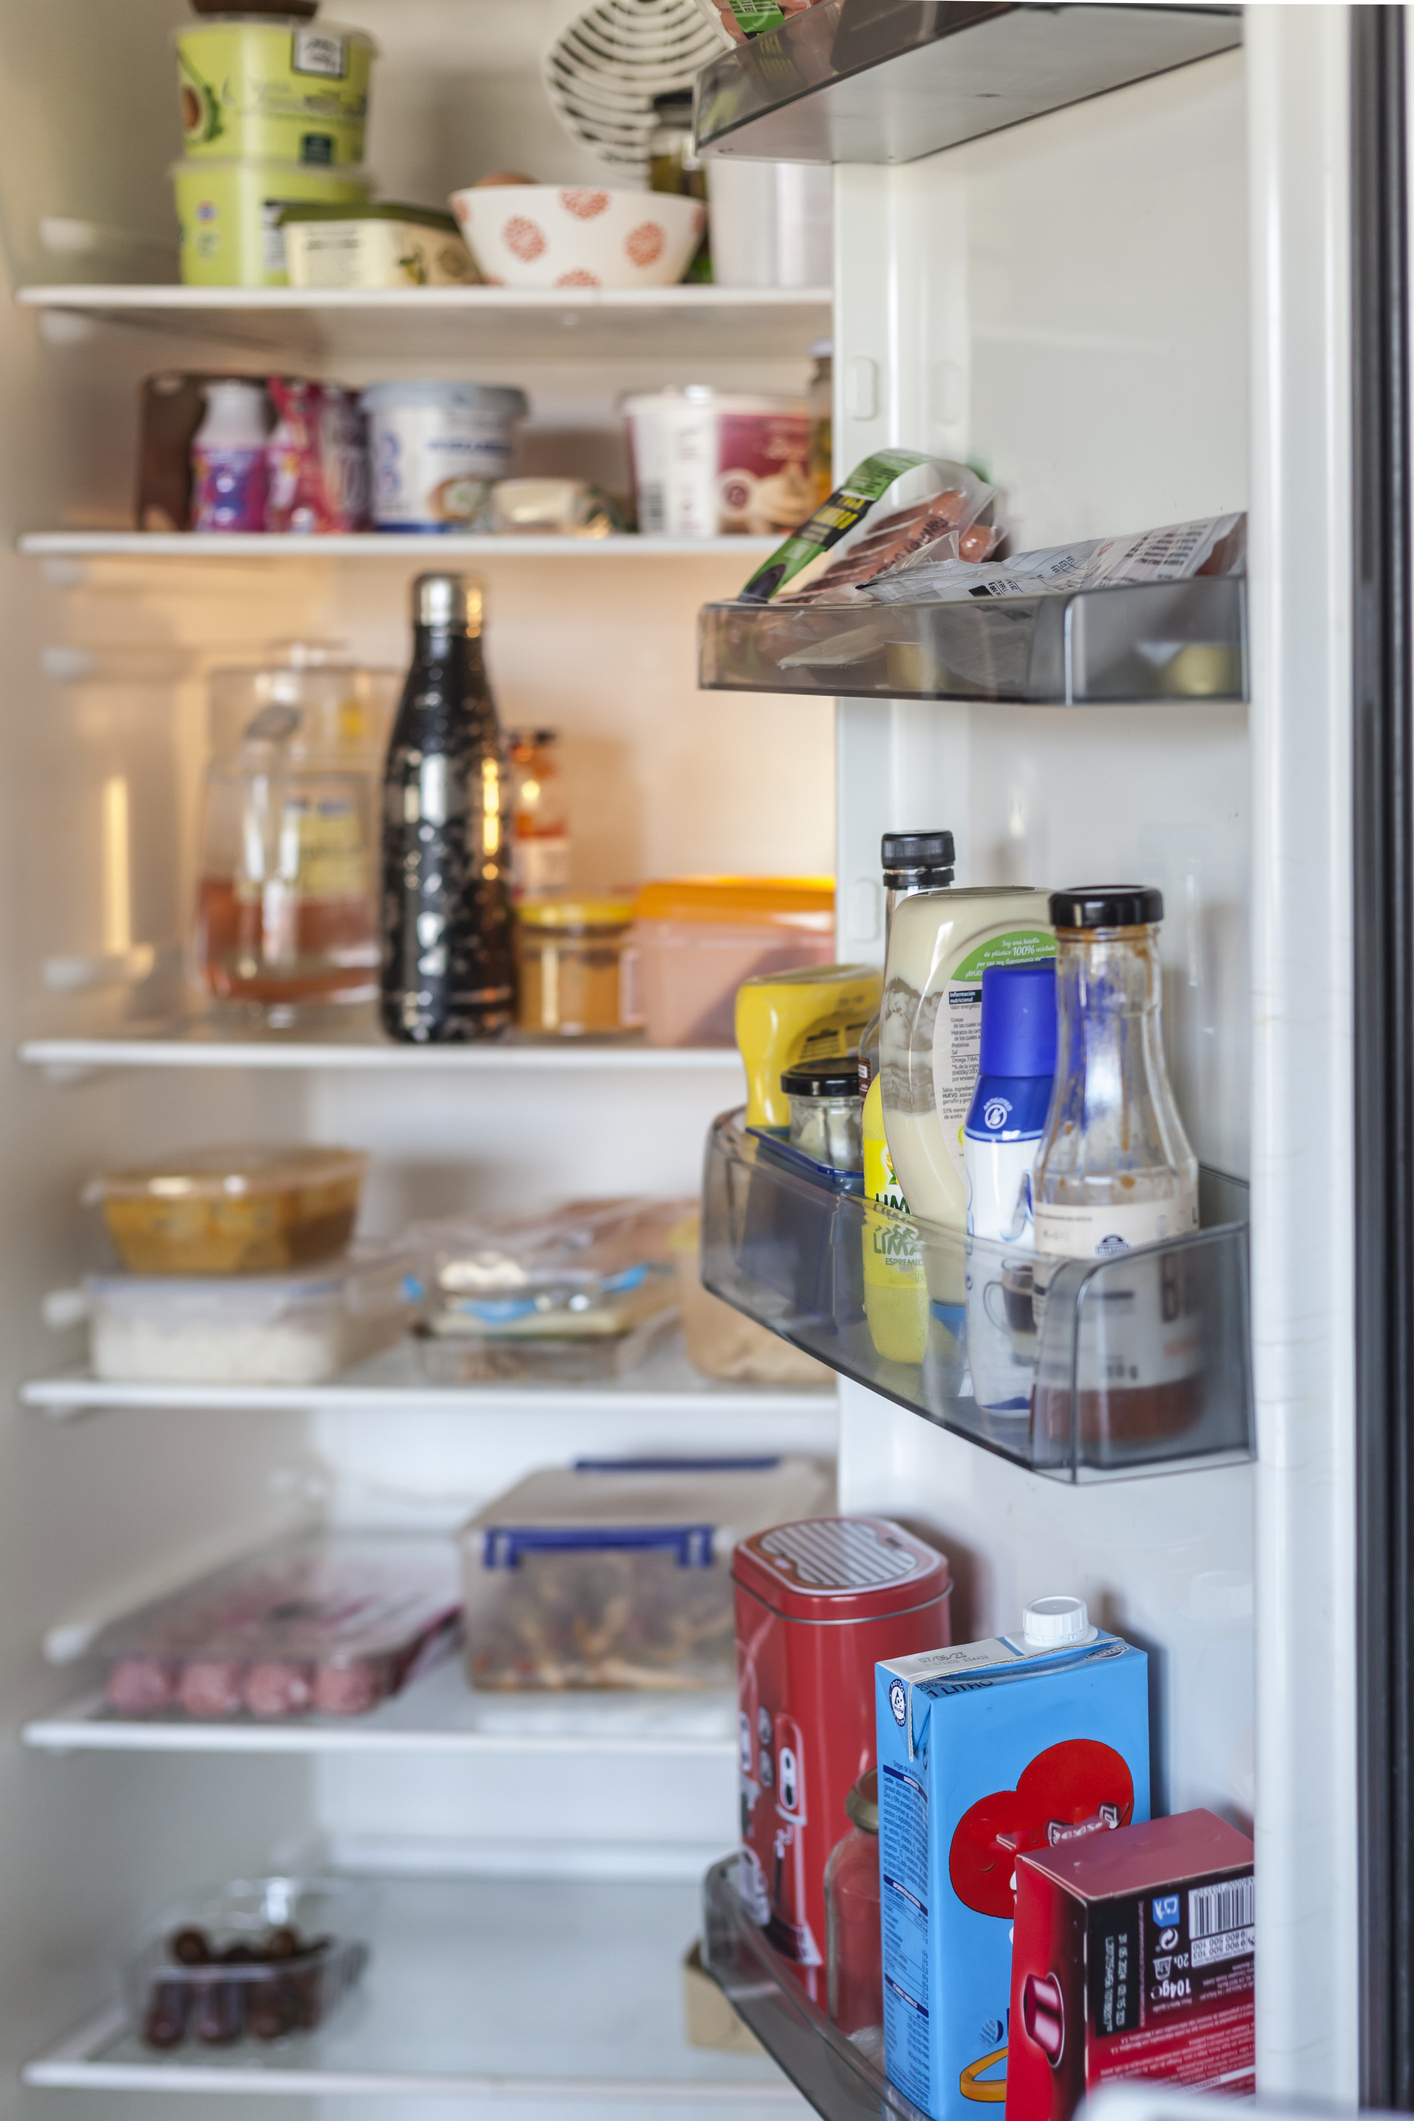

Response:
(514, 899), (640, 1039)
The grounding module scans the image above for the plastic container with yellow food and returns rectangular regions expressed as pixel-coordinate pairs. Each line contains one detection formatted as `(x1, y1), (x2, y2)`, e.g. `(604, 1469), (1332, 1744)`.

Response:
(86, 1146), (368, 1276)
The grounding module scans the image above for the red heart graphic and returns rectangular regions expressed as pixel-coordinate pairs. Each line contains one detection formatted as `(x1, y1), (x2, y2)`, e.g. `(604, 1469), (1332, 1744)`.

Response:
(948, 1739), (1134, 1917)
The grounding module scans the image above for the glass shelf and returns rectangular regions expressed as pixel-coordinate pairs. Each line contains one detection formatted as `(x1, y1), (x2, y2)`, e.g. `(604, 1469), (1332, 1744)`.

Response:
(700, 1113), (1254, 1483)
(694, 1), (1241, 166)
(702, 1853), (922, 2121)
(698, 578), (1247, 706)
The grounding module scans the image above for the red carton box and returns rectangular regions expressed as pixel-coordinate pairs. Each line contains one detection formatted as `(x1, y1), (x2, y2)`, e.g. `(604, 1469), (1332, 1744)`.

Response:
(1006, 1808), (1253, 2121)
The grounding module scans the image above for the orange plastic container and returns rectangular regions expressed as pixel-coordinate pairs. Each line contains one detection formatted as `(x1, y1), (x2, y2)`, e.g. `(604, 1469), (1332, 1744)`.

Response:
(630, 876), (835, 1047)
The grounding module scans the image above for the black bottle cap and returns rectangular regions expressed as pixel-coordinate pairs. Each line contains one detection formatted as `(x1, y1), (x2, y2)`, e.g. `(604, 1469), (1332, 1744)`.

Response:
(780, 1062), (863, 1099)
(1049, 885), (1164, 929)
(881, 830), (954, 869)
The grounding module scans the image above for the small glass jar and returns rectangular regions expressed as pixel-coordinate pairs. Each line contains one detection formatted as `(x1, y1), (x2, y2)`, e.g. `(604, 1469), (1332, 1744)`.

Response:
(506, 728), (571, 902)
(782, 1062), (864, 1172)
(648, 90), (711, 283)
(824, 1768), (882, 2055)
(514, 900), (639, 1039)
(807, 337), (832, 510)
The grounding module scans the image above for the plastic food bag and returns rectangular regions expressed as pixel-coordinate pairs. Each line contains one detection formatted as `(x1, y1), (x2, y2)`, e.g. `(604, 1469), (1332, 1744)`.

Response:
(739, 450), (998, 603)
(865, 513), (1246, 605)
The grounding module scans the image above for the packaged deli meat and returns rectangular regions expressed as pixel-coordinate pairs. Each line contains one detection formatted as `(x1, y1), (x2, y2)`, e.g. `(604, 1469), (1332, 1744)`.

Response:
(96, 1533), (461, 1721)
(739, 451), (998, 602)
(864, 513), (1246, 604)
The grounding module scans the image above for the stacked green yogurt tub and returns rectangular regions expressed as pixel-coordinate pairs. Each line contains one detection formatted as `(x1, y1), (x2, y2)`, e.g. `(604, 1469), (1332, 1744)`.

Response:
(172, 13), (377, 285)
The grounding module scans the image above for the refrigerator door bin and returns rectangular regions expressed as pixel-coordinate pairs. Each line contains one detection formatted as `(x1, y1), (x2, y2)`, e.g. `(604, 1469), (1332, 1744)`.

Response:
(694, 0), (1241, 167)
(702, 1852), (926, 2121)
(701, 1112), (1253, 1482)
(698, 578), (1247, 706)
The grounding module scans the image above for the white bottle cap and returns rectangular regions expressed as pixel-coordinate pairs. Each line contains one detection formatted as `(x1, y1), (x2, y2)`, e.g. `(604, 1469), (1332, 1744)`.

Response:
(1022, 1595), (1098, 1648)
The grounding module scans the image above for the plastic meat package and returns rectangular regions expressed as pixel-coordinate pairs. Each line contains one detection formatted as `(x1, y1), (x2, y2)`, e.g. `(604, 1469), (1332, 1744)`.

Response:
(129, 1876), (367, 2051)
(97, 1533), (461, 1721)
(864, 512), (1246, 604)
(460, 1454), (835, 1691)
(695, 0), (829, 41)
(409, 1196), (689, 1383)
(738, 451), (999, 605)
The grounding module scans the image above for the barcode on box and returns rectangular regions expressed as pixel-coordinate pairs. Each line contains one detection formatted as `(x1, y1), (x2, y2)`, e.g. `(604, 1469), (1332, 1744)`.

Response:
(1189, 1875), (1254, 1940)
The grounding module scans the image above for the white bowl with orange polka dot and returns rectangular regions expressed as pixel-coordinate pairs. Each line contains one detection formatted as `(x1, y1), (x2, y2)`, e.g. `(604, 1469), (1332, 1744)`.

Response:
(449, 185), (704, 290)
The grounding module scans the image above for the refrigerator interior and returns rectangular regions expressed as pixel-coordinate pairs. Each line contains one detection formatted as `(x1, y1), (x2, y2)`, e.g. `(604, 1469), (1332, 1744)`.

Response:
(0, 0), (1321, 2113)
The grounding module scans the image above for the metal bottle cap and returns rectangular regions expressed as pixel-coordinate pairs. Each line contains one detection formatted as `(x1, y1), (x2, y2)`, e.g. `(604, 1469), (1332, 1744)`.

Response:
(413, 573), (485, 632)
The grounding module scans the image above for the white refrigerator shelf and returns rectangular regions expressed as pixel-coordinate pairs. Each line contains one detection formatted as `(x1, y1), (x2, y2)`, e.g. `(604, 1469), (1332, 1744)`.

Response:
(22, 532), (778, 561)
(17, 282), (831, 362)
(24, 1872), (801, 2103)
(20, 1337), (839, 1425)
(18, 1029), (747, 1076)
(23, 1655), (739, 1759)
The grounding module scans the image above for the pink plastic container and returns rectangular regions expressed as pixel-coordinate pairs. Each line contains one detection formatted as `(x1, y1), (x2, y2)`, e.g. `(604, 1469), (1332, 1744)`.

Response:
(629, 877), (835, 1047)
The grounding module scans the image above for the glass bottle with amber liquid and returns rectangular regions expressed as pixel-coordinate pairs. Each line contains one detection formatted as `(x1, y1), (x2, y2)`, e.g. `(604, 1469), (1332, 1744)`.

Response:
(379, 574), (515, 1042)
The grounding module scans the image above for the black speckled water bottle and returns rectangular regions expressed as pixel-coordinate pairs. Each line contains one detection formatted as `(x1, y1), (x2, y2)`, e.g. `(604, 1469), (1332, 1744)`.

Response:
(379, 573), (515, 1042)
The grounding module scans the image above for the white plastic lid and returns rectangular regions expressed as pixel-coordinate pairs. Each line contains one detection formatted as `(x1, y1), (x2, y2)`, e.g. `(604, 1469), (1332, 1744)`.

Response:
(1022, 1594), (1097, 1649)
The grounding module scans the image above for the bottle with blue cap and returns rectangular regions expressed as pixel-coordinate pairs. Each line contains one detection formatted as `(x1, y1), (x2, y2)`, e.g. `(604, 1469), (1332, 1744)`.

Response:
(963, 960), (1058, 1417)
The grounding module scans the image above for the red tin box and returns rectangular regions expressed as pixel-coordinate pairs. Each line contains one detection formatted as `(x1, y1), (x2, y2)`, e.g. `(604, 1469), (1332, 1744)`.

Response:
(732, 1516), (950, 2007)
(1007, 1807), (1254, 2121)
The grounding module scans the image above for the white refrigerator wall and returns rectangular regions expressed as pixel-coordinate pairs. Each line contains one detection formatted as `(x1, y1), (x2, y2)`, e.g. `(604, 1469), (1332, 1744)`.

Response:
(828, 33), (1258, 1874)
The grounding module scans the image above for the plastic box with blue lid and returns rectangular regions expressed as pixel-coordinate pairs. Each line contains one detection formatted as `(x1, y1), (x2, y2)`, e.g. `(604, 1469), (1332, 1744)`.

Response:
(459, 1454), (833, 1691)
(875, 1596), (1150, 2121)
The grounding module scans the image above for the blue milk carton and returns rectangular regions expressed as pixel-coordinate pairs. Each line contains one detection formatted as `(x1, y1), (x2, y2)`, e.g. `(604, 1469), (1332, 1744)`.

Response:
(875, 1596), (1150, 2121)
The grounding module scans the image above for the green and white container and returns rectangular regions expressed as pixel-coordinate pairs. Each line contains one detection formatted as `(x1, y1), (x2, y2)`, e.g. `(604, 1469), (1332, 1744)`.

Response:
(176, 17), (377, 166)
(172, 158), (372, 287)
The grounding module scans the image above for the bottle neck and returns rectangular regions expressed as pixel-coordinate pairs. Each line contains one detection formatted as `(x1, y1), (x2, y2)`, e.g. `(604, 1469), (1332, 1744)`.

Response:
(415, 622), (484, 661)
(882, 867), (954, 950)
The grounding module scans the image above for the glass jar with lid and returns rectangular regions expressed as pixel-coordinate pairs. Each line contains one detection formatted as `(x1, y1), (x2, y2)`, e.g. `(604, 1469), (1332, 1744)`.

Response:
(192, 641), (397, 1023)
(782, 1062), (864, 1172)
(514, 899), (641, 1039)
(648, 91), (710, 282)
(824, 1768), (883, 2055)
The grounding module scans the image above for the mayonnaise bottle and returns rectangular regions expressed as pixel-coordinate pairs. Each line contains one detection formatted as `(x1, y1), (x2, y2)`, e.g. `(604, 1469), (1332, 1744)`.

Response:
(880, 886), (1053, 1302)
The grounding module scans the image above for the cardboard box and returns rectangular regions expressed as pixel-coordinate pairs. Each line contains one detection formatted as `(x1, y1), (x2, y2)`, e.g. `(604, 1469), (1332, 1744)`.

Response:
(876, 1622), (1150, 2121)
(1006, 1808), (1254, 2121)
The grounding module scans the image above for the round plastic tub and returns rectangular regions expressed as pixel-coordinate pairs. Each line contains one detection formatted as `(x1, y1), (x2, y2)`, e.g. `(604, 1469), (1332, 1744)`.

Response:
(86, 1145), (368, 1275)
(176, 19), (376, 164)
(172, 158), (371, 287)
(360, 380), (527, 531)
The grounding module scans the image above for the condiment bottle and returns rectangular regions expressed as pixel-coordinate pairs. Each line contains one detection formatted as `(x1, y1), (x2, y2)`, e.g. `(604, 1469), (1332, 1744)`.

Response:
(880, 883), (1053, 1303)
(507, 728), (570, 901)
(379, 574), (515, 1043)
(824, 1768), (883, 2055)
(647, 90), (710, 282)
(963, 960), (1057, 1417)
(1031, 886), (1200, 1445)
(191, 378), (268, 533)
(807, 338), (832, 510)
(860, 831), (955, 1365)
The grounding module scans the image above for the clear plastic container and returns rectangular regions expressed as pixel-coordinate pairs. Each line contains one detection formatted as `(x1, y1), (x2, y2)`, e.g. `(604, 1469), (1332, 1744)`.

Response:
(514, 899), (638, 1038)
(85, 1251), (410, 1385)
(668, 1211), (832, 1386)
(460, 1454), (833, 1691)
(128, 1876), (368, 2050)
(86, 1145), (368, 1275)
(410, 1196), (683, 1382)
(631, 877), (835, 1046)
(824, 1769), (883, 2055)
(96, 1533), (461, 1721)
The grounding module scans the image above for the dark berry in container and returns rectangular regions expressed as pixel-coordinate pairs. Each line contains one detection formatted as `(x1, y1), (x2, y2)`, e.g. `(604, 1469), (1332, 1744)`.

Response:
(143, 1980), (192, 2050)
